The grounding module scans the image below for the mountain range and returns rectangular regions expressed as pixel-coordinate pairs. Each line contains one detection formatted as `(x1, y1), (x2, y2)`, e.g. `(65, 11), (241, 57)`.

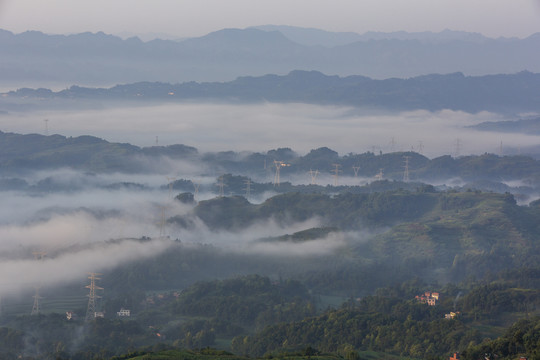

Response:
(5, 70), (540, 114)
(1, 26), (539, 87)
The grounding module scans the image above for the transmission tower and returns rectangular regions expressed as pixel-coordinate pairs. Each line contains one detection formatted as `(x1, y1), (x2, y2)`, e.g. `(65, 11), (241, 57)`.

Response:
(273, 161), (289, 186)
(166, 176), (177, 200)
(85, 273), (103, 322)
(499, 141), (503, 156)
(216, 176), (226, 197)
(454, 138), (462, 158)
(417, 141), (424, 154)
(31, 286), (43, 315)
(375, 168), (384, 181)
(352, 166), (360, 178)
(44, 119), (49, 136)
(389, 137), (396, 152)
(331, 164), (342, 186)
(403, 156), (411, 182)
(31, 251), (46, 315)
(192, 181), (200, 202)
(244, 179), (252, 199)
(157, 205), (169, 237)
(155, 136), (159, 145)
(308, 169), (319, 185)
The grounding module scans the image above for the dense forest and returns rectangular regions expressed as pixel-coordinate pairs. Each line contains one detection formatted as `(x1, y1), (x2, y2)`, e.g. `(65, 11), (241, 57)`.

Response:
(1, 186), (540, 359)
(1, 131), (540, 359)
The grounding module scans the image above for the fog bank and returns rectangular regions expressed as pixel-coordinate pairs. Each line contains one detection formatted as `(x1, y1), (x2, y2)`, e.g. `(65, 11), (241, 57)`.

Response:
(2, 103), (539, 157)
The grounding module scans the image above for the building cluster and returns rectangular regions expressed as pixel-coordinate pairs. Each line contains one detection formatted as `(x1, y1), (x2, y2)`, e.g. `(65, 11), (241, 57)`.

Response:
(415, 291), (439, 306)
(444, 311), (460, 319)
(117, 308), (131, 317)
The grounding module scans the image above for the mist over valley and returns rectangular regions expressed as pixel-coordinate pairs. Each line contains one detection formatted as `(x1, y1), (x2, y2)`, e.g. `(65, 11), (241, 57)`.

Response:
(1, 14), (540, 359)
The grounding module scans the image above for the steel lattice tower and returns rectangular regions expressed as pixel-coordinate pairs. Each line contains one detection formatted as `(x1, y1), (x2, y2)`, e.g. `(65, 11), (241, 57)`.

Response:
(331, 164), (342, 186)
(244, 179), (252, 199)
(403, 156), (411, 182)
(193, 181), (200, 202)
(31, 286), (42, 315)
(31, 251), (46, 315)
(308, 169), (319, 185)
(352, 166), (360, 178)
(216, 176), (226, 197)
(85, 273), (103, 322)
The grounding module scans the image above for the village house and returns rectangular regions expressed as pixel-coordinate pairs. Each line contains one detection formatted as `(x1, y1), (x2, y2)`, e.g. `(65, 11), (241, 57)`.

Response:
(117, 308), (131, 317)
(415, 291), (440, 306)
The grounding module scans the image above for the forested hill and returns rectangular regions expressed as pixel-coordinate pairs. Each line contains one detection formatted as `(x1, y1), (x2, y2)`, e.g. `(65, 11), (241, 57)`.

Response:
(5, 70), (540, 113)
(172, 190), (540, 286)
(4, 131), (540, 201)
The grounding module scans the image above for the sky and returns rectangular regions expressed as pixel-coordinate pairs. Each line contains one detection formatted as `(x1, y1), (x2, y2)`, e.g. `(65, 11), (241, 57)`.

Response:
(1, 0), (540, 39)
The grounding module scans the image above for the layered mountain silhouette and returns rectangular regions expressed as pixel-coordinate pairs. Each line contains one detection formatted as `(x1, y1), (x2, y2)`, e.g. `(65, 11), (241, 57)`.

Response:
(1, 26), (539, 86)
(6, 70), (540, 114)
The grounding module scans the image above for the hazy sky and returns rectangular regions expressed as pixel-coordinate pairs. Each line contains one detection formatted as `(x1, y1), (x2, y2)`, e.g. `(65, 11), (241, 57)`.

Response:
(1, 0), (539, 39)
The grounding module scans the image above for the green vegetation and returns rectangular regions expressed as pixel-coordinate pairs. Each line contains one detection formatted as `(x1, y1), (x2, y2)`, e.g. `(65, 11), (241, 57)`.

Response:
(3, 131), (540, 359)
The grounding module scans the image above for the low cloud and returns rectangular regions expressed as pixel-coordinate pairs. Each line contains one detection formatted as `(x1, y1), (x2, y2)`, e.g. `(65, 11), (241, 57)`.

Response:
(3, 102), (540, 157)
(0, 237), (175, 298)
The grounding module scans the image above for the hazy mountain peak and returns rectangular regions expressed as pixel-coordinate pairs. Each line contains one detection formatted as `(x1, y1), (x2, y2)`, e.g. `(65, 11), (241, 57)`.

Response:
(251, 25), (492, 47)
(188, 27), (295, 45)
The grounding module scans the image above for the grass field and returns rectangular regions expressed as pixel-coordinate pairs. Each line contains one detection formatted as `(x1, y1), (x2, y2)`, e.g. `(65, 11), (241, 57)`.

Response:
(2, 293), (88, 316)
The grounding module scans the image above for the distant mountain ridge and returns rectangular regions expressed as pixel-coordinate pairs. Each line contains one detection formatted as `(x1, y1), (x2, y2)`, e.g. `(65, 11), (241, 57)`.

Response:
(1, 26), (539, 86)
(251, 25), (494, 47)
(5, 70), (540, 113)
(469, 117), (540, 134)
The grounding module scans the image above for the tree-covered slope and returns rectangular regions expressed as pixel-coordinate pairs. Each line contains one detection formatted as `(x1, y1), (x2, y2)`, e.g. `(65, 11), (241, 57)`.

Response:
(177, 190), (540, 284)
(6, 70), (540, 113)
